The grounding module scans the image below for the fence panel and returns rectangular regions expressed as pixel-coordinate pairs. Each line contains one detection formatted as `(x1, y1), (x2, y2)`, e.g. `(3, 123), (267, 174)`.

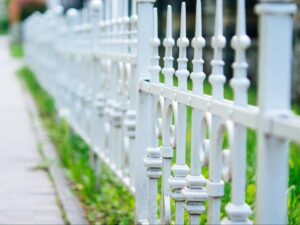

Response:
(23, 0), (300, 224)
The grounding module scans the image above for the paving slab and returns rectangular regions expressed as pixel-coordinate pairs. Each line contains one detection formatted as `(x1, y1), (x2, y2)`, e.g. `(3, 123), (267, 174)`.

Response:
(0, 36), (65, 224)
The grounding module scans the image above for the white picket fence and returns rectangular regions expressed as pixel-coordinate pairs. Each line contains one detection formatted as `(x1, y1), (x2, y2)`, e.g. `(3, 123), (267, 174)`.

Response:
(23, 0), (300, 224)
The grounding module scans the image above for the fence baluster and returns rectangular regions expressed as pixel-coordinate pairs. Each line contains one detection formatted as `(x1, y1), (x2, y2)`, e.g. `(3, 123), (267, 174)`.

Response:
(66, 9), (78, 126)
(160, 5), (175, 225)
(94, 2), (107, 157)
(169, 3), (189, 225)
(222, 0), (252, 223)
(89, 0), (102, 188)
(182, 0), (208, 224)
(207, 0), (226, 224)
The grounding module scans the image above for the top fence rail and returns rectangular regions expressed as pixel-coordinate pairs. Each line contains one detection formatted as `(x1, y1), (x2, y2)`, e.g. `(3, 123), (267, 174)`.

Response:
(23, 0), (300, 224)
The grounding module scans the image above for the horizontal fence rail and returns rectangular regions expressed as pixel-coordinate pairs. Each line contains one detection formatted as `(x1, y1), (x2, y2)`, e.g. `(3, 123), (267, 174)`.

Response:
(23, 0), (300, 224)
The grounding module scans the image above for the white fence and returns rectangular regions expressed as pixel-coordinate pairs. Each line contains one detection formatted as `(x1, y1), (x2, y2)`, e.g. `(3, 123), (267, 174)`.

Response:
(23, 0), (300, 224)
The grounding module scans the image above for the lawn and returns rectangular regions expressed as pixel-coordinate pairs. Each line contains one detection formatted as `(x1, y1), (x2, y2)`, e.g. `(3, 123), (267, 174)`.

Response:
(16, 60), (300, 224)
(10, 42), (24, 58)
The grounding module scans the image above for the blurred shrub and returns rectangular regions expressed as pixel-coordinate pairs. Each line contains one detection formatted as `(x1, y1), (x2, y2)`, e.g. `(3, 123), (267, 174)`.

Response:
(0, 18), (9, 34)
(20, 1), (46, 21)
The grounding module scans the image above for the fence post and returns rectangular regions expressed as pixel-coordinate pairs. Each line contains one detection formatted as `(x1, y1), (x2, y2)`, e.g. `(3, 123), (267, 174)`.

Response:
(135, 0), (156, 223)
(255, 0), (296, 223)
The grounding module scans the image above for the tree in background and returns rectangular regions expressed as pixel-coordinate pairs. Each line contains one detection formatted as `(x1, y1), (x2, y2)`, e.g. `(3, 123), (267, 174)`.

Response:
(0, 0), (9, 34)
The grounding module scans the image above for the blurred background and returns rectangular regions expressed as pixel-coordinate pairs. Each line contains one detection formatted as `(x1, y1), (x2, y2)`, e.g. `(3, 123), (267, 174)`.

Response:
(0, 0), (299, 101)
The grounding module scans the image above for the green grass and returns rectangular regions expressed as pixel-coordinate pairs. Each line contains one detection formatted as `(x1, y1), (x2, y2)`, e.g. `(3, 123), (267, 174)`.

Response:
(17, 66), (135, 225)
(10, 43), (24, 58)
(16, 62), (300, 224)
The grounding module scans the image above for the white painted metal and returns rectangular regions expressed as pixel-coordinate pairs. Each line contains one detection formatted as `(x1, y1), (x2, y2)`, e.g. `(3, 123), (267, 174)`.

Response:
(160, 6), (174, 225)
(23, 0), (300, 224)
(222, 0), (252, 223)
(168, 3), (190, 225)
(207, 0), (226, 222)
(143, 7), (162, 225)
(135, 0), (156, 223)
(255, 1), (297, 224)
(182, 1), (207, 224)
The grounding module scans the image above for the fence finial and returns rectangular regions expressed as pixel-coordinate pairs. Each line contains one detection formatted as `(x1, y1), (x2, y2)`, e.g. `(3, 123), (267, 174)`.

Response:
(230, 0), (251, 106)
(237, 0), (246, 35)
(150, 8), (160, 83)
(153, 8), (158, 40)
(176, 2), (189, 90)
(195, 0), (202, 37)
(191, 0), (205, 95)
(180, 2), (186, 39)
(66, 8), (78, 18)
(209, 0), (226, 100)
(166, 6), (172, 39)
(132, 0), (137, 16)
(66, 8), (78, 26)
(53, 5), (64, 15)
(215, 0), (223, 36)
(162, 5), (175, 87)
(90, 0), (102, 11)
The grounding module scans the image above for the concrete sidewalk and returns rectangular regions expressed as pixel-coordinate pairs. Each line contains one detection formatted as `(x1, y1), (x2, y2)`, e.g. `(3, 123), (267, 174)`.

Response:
(0, 36), (87, 224)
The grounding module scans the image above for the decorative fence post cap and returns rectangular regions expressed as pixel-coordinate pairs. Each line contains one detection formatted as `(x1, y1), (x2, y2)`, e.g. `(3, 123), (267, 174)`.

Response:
(137, 0), (156, 3)
(90, 0), (102, 11)
(53, 5), (63, 15)
(66, 8), (78, 18)
(255, 2), (297, 15)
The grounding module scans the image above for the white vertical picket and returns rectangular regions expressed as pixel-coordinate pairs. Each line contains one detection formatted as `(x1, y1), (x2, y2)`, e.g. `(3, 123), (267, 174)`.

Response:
(160, 5), (174, 225)
(89, 0), (103, 187)
(66, 8), (77, 124)
(182, 1), (208, 224)
(207, 0), (226, 224)
(169, 3), (189, 225)
(222, 0), (252, 224)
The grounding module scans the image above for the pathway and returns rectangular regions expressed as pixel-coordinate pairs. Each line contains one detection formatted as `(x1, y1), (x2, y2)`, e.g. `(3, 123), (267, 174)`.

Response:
(0, 36), (86, 224)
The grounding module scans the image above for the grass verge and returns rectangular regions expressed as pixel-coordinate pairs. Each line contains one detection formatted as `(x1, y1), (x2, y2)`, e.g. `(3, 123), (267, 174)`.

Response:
(17, 66), (135, 225)
(10, 42), (24, 58)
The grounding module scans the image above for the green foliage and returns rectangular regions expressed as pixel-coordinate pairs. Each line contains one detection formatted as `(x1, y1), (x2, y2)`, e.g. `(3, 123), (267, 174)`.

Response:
(0, 19), (9, 34)
(20, 2), (46, 21)
(30, 158), (55, 171)
(17, 65), (300, 224)
(10, 43), (24, 58)
(17, 66), (135, 225)
(0, 0), (9, 34)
